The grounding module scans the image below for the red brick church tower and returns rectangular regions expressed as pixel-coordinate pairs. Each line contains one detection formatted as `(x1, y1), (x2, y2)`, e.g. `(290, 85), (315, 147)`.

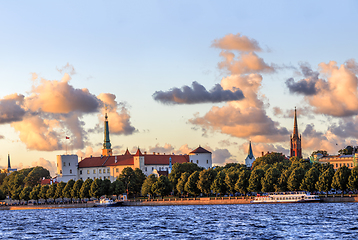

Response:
(290, 107), (302, 158)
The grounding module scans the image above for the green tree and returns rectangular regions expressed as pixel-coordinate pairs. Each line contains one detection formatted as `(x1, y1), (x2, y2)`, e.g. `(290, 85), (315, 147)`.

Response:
(248, 169), (264, 193)
(46, 183), (57, 199)
(101, 179), (111, 196)
(24, 166), (51, 187)
(235, 169), (251, 195)
(168, 162), (203, 194)
(29, 185), (41, 200)
(0, 172), (7, 185)
(300, 167), (320, 192)
(348, 166), (358, 191)
(315, 167), (334, 196)
(55, 182), (66, 199)
(118, 167), (137, 195)
(71, 179), (84, 199)
(275, 169), (292, 192)
(12, 186), (23, 200)
(184, 171), (200, 197)
(39, 185), (49, 199)
(0, 189), (5, 200)
(225, 170), (240, 194)
(332, 166), (351, 196)
(176, 172), (190, 196)
(134, 168), (146, 195)
(197, 168), (217, 196)
(152, 175), (172, 198)
(252, 152), (287, 169)
(90, 179), (103, 198)
(338, 146), (353, 155)
(80, 178), (93, 199)
(19, 186), (32, 201)
(311, 150), (328, 157)
(211, 171), (227, 195)
(141, 175), (157, 197)
(110, 179), (125, 197)
(261, 167), (281, 192)
(63, 179), (75, 199)
(287, 167), (305, 191)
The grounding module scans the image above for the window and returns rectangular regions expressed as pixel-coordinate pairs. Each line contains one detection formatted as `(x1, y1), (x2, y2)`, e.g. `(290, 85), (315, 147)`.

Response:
(340, 163), (342, 167)
(80, 170), (82, 175)
(87, 170), (90, 174)
(63, 162), (66, 166)
(336, 163), (338, 168)
(69, 163), (70, 166)
(70, 169), (72, 174)
(99, 169), (102, 174)
(196, 160), (199, 164)
(107, 169), (110, 173)
(152, 167), (154, 171)
(60, 170), (62, 174)
(145, 167), (147, 171)
(116, 168), (119, 173)
(104, 169), (106, 173)
(191, 160), (193, 163)
(206, 160), (208, 164)
(351, 163), (353, 167)
(93, 169), (96, 174)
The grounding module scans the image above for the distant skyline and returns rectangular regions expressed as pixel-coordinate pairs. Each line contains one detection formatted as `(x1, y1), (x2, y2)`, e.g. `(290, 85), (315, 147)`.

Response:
(1, 1), (358, 176)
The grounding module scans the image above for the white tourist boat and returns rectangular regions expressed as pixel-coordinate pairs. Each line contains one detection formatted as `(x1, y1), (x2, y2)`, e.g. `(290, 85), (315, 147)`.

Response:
(251, 191), (320, 204)
(95, 198), (123, 207)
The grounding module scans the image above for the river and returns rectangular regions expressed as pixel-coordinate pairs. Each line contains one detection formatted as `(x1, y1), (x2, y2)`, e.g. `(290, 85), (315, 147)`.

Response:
(1, 203), (357, 239)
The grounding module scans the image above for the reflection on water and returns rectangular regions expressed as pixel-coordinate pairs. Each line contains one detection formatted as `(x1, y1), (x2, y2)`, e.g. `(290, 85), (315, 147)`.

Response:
(1, 203), (358, 239)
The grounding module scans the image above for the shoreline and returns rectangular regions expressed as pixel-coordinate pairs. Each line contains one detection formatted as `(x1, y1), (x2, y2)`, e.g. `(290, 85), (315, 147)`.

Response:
(2, 196), (358, 210)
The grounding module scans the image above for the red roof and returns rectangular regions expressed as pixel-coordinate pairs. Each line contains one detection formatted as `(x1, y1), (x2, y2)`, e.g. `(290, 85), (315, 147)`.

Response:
(190, 146), (211, 154)
(144, 154), (189, 165)
(135, 148), (143, 156)
(40, 179), (51, 185)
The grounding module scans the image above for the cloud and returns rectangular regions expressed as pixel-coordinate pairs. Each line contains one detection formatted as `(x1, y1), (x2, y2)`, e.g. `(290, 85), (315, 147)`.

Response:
(285, 63), (321, 95)
(0, 135), (4, 139)
(31, 158), (57, 177)
(97, 93), (136, 135)
(328, 117), (358, 139)
(240, 142), (289, 158)
(218, 139), (238, 147)
(148, 143), (175, 154)
(212, 33), (262, 52)
(0, 94), (26, 124)
(153, 81), (244, 105)
(212, 148), (237, 165)
(57, 63), (76, 75)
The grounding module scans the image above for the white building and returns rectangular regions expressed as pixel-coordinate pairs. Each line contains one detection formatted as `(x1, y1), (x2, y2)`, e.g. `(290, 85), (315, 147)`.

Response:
(244, 141), (255, 168)
(56, 114), (212, 183)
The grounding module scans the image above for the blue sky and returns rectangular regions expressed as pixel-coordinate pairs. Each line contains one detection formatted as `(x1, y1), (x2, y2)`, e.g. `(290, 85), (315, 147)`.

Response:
(1, 1), (358, 175)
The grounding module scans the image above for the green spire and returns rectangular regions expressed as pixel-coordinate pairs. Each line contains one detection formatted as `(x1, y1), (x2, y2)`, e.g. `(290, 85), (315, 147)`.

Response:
(248, 141), (254, 159)
(103, 112), (111, 150)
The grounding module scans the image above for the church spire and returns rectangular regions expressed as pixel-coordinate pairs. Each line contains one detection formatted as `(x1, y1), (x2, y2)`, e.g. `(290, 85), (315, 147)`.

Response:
(247, 141), (254, 159)
(290, 107), (302, 158)
(102, 108), (112, 156)
(7, 154), (11, 169)
(293, 107), (298, 137)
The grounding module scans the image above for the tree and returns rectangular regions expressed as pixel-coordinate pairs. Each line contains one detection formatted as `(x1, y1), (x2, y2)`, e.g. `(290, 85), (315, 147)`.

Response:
(338, 146), (353, 155)
(80, 179), (93, 199)
(101, 179), (111, 196)
(118, 167), (137, 196)
(46, 183), (57, 199)
(151, 176), (171, 198)
(252, 152), (287, 169)
(134, 168), (146, 195)
(63, 180), (75, 199)
(315, 167), (334, 196)
(168, 162), (203, 194)
(287, 167), (305, 191)
(197, 168), (217, 196)
(39, 185), (49, 199)
(30, 185), (41, 200)
(110, 179), (125, 197)
(55, 182), (66, 199)
(275, 169), (292, 192)
(176, 172), (190, 196)
(12, 186), (23, 200)
(184, 171), (200, 197)
(248, 169), (264, 193)
(225, 170), (240, 194)
(71, 179), (84, 199)
(332, 166), (351, 196)
(0, 189), (5, 200)
(19, 186), (32, 201)
(0, 172), (7, 185)
(348, 166), (358, 191)
(261, 167), (281, 192)
(235, 169), (251, 195)
(90, 179), (103, 198)
(300, 167), (320, 193)
(211, 171), (227, 196)
(24, 167), (50, 187)
(311, 150), (328, 157)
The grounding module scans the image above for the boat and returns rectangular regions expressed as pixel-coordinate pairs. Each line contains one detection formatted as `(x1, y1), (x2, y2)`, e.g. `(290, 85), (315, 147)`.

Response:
(251, 191), (320, 204)
(94, 198), (123, 207)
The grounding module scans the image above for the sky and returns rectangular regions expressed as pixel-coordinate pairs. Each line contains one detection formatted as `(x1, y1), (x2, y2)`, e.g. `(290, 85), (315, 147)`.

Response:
(1, 1), (358, 176)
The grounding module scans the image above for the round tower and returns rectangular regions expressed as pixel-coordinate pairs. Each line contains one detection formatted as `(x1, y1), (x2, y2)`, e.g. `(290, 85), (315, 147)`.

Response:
(57, 154), (78, 182)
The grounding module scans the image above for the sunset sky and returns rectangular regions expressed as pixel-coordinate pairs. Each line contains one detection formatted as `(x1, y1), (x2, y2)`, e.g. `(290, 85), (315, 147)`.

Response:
(1, 1), (358, 176)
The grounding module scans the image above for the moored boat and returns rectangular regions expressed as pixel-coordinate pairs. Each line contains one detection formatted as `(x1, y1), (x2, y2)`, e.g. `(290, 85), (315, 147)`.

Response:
(251, 191), (320, 204)
(95, 198), (123, 207)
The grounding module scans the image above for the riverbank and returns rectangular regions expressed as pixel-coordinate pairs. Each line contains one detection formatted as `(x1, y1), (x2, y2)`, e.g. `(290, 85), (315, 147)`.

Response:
(2, 195), (358, 210)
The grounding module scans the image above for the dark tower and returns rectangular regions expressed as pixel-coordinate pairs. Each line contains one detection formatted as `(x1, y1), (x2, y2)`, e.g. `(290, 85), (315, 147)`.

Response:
(290, 107), (302, 158)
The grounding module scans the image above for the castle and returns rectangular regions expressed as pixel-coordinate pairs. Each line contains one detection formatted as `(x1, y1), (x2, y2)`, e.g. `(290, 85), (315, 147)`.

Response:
(56, 113), (212, 183)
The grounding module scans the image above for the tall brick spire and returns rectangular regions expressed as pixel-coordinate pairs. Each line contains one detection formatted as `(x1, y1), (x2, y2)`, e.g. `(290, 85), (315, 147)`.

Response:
(290, 107), (302, 158)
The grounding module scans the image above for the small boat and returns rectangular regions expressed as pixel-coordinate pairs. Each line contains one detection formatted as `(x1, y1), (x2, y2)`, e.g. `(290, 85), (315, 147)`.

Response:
(251, 191), (320, 204)
(95, 198), (123, 207)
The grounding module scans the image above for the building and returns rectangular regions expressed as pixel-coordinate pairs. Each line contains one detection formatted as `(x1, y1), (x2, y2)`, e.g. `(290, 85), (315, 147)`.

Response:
(290, 107), (302, 158)
(1, 154), (17, 175)
(311, 153), (358, 170)
(244, 141), (255, 168)
(56, 114), (212, 183)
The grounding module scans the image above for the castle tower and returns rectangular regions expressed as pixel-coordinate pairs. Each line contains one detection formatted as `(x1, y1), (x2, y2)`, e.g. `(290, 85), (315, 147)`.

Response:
(102, 112), (113, 156)
(244, 141), (255, 168)
(290, 107), (302, 158)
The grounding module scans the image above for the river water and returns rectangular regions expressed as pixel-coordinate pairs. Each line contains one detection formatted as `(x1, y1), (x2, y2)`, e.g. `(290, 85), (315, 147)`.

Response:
(1, 203), (357, 239)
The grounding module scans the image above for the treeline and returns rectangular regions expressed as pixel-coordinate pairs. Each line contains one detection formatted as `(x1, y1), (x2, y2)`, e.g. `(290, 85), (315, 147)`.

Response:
(2, 152), (358, 201)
